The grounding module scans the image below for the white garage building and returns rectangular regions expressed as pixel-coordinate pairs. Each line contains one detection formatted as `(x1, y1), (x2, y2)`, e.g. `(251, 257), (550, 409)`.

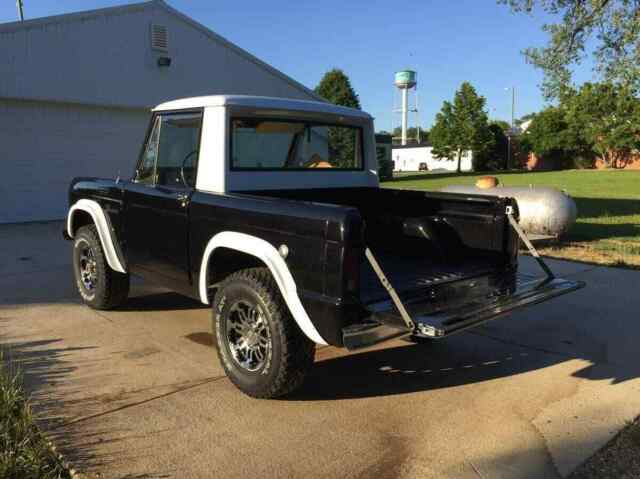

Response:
(0, 0), (320, 223)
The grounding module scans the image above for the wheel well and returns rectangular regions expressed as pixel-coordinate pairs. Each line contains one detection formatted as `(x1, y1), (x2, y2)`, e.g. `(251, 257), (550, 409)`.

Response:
(70, 210), (93, 237)
(206, 247), (266, 293)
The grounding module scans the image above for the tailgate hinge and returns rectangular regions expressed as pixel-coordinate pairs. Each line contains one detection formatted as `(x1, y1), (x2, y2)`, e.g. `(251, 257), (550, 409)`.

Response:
(506, 207), (555, 280)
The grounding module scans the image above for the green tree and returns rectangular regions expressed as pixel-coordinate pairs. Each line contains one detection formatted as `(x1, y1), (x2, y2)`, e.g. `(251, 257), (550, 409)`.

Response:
(519, 82), (640, 169)
(315, 69), (361, 109)
(564, 82), (640, 167)
(519, 106), (587, 168)
(430, 82), (494, 172)
(391, 126), (429, 144)
(500, 0), (640, 99)
(491, 119), (512, 132)
(475, 121), (510, 171)
(315, 69), (361, 167)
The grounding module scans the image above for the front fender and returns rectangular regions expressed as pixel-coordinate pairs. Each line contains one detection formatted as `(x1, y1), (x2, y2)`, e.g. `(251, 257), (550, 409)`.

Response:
(67, 199), (127, 274)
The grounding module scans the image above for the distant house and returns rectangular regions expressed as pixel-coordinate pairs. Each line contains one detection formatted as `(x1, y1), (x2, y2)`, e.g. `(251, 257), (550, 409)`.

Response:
(0, 0), (320, 222)
(391, 145), (473, 172)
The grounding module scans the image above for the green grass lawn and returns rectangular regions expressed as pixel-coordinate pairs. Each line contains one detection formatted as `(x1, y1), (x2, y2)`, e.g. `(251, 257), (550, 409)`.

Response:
(383, 170), (640, 267)
(0, 357), (71, 479)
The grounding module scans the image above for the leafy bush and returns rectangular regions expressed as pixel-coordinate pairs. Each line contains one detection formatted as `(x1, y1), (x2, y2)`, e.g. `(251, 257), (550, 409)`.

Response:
(571, 154), (596, 169)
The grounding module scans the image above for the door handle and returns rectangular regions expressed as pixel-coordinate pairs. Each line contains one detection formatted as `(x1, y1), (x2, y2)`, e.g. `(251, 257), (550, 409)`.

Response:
(177, 193), (189, 208)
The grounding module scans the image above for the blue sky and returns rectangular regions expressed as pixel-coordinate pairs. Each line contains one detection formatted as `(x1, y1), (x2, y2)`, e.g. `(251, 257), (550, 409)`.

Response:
(1, 0), (597, 131)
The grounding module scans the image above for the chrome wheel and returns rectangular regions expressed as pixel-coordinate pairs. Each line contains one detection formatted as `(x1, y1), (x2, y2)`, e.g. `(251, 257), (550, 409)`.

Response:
(78, 242), (98, 291)
(225, 300), (272, 372)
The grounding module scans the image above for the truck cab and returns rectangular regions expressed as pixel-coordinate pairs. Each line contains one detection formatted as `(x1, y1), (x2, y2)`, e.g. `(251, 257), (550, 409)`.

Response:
(65, 95), (584, 398)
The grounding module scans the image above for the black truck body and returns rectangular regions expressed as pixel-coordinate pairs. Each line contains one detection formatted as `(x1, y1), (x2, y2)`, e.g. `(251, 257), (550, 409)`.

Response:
(65, 95), (583, 398)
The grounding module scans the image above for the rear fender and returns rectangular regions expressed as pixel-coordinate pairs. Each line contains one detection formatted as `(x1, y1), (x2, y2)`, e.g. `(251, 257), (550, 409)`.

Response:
(199, 231), (328, 345)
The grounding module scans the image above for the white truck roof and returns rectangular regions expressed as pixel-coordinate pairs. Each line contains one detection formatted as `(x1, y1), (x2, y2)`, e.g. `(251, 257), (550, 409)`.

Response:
(152, 94), (379, 194)
(153, 95), (372, 120)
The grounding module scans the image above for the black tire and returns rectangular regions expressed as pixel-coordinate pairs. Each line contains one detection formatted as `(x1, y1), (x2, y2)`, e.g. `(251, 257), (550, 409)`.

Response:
(73, 224), (130, 310)
(212, 267), (315, 399)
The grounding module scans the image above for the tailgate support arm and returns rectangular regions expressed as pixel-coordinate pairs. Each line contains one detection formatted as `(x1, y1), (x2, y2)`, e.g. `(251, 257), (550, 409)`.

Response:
(365, 248), (415, 330)
(506, 207), (554, 280)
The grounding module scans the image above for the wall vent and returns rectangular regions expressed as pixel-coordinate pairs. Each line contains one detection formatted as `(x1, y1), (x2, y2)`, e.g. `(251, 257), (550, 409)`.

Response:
(150, 24), (168, 52)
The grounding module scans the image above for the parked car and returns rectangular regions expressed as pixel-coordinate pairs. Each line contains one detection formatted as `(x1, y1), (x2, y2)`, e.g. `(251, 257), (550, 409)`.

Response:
(65, 95), (584, 398)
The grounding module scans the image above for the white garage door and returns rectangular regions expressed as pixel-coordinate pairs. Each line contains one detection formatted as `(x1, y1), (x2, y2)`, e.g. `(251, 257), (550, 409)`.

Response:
(0, 99), (150, 223)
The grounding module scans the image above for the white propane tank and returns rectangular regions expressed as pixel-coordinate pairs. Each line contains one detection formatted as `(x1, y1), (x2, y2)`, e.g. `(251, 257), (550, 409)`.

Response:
(440, 184), (577, 237)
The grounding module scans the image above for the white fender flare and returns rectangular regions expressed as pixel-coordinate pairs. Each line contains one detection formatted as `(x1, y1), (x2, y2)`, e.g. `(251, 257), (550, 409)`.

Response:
(67, 199), (127, 274)
(199, 231), (328, 345)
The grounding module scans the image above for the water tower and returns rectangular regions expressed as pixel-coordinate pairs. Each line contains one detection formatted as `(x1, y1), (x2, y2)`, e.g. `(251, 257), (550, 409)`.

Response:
(393, 70), (418, 145)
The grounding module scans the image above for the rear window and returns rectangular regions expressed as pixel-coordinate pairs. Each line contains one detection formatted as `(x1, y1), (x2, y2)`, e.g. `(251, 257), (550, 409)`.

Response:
(230, 118), (363, 170)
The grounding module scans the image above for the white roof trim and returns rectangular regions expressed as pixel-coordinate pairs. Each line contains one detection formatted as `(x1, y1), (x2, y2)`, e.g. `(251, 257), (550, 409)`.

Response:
(0, 0), (156, 33)
(153, 95), (372, 119)
(0, 0), (324, 103)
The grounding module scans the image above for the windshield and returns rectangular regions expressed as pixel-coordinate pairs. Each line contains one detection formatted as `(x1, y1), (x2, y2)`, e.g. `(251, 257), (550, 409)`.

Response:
(230, 118), (363, 170)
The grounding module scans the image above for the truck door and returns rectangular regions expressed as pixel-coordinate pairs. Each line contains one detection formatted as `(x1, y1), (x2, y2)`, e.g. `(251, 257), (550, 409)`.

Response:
(124, 111), (202, 290)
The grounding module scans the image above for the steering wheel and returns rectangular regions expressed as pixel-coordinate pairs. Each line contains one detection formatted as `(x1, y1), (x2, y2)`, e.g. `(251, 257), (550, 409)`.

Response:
(180, 150), (197, 187)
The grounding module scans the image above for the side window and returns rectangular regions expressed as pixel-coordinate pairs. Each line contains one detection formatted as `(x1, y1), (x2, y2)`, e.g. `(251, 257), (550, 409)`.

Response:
(136, 117), (161, 184)
(156, 114), (201, 188)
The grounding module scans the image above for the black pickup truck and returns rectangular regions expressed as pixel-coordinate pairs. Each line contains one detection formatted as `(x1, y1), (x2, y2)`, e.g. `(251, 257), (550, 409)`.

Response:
(65, 95), (584, 398)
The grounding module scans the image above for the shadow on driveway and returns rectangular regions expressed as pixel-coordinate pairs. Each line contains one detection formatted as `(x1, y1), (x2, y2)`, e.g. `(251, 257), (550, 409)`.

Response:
(290, 328), (638, 401)
(1, 336), (172, 477)
(118, 292), (207, 312)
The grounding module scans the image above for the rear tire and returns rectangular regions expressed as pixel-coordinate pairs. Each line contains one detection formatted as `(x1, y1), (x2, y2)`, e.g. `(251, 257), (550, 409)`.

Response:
(212, 267), (315, 399)
(73, 225), (129, 310)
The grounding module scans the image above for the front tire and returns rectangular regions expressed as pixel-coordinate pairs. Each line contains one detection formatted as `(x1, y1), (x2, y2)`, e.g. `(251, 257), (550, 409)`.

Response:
(212, 268), (315, 399)
(73, 225), (129, 310)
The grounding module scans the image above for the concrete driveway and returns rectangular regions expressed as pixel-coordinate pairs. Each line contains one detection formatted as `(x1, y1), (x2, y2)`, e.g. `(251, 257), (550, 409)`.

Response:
(1, 221), (639, 479)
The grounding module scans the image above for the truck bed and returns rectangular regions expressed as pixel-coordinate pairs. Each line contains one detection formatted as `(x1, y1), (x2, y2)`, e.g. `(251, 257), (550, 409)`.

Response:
(360, 251), (497, 304)
(245, 187), (518, 304)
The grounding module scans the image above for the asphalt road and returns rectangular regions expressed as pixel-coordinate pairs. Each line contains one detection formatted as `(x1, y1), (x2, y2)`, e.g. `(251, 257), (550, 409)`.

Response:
(1, 221), (639, 478)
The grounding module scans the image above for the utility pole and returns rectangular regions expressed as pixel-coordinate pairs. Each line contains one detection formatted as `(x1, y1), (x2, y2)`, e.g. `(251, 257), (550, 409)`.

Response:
(505, 86), (516, 170)
(511, 86), (515, 130)
(16, 0), (25, 21)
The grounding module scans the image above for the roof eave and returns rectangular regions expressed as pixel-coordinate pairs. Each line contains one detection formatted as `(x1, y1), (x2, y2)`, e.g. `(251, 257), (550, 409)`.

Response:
(0, 0), (161, 33)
